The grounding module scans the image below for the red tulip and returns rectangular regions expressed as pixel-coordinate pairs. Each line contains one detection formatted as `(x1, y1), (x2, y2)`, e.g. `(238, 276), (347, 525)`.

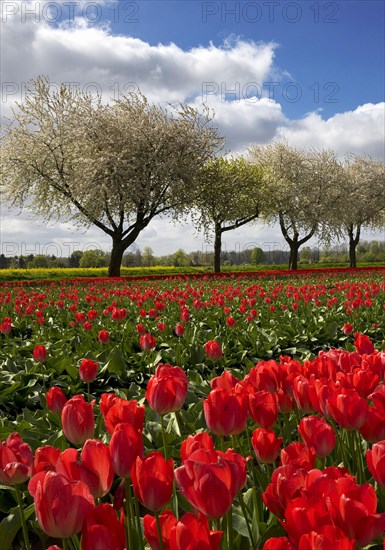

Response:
(205, 340), (222, 361)
(252, 428), (283, 464)
(354, 332), (375, 355)
(136, 323), (146, 335)
(342, 323), (353, 335)
(143, 510), (178, 550)
(298, 525), (355, 550)
(0, 432), (33, 485)
(80, 439), (114, 498)
(146, 364), (188, 415)
(203, 388), (248, 436)
(33, 445), (60, 474)
(175, 324), (184, 336)
(249, 390), (278, 429)
(366, 440), (385, 487)
(327, 388), (368, 430)
(180, 432), (215, 462)
(28, 471), (94, 538)
(46, 386), (67, 414)
(262, 465), (308, 518)
(339, 485), (385, 547)
(263, 538), (294, 550)
(98, 329), (109, 344)
(82, 503), (126, 550)
(79, 358), (98, 383)
(0, 320), (12, 334)
(298, 416), (336, 458)
(210, 370), (240, 392)
(102, 397), (145, 435)
(33, 345), (47, 363)
(109, 422), (143, 478)
(140, 333), (157, 351)
(175, 448), (244, 519)
(280, 442), (316, 470)
(169, 512), (223, 550)
(61, 395), (95, 446)
(131, 452), (174, 512)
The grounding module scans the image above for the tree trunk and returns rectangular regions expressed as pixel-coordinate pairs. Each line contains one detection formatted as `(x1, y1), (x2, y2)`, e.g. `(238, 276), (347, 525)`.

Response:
(348, 224), (361, 268)
(288, 242), (300, 270)
(108, 241), (126, 277)
(214, 222), (222, 273)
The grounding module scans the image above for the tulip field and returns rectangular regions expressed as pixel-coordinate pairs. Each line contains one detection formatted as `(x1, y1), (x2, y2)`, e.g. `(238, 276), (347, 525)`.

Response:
(1, 267), (385, 550)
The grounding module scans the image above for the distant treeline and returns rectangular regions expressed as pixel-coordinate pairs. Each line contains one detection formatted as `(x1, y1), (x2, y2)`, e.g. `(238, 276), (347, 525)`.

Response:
(1, 240), (384, 269)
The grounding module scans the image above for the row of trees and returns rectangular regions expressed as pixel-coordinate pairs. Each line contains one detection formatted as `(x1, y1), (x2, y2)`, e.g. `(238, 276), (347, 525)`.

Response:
(2, 77), (385, 275)
(2, 240), (385, 270)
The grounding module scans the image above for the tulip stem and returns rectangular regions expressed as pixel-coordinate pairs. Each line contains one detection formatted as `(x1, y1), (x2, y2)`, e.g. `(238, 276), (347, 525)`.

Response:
(155, 512), (166, 550)
(125, 479), (134, 550)
(15, 486), (31, 550)
(227, 507), (233, 549)
(238, 490), (256, 548)
(160, 414), (168, 460)
(134, 498), (145, 550)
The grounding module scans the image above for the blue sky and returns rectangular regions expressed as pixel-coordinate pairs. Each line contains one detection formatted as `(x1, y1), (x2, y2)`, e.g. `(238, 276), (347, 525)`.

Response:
(107, 0), (385, 118)
(1, 0), (384, 256)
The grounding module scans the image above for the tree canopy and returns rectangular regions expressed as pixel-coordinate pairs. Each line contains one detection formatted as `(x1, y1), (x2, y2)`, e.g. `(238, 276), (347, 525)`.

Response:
(192, 157), (262, 272)
(248, 142), (344, 269)
(1, 77), (224, 276)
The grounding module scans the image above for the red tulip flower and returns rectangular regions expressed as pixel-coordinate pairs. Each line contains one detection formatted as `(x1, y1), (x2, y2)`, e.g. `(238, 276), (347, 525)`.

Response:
(33, 345), (47, 363)
(46, 386), (67, 414)
(98, 329), (109, 344)
(354, 332), (375, 355)
(203, 388), (248, 436)
(298, 525), (355, 550)
(249, 390), (278, 429)
(175, 324), (184, 336)
(143, 510), (178, 550)
(131, 452), (174, 512)
(169, 512), (224, 550)
(61, 395), (95, 446)
(109, 422), (143, 478)
(140, 333), (157, 351)
(28, 471), (94, 539)
(280, 442), (317, 470)
(298, 416), (336, 458)
(252, 428), (283, 464)
(82, 503), (126, 550)
(263, 537), (294, 550)
(146, 364), (188, 415)
(175, 448), (245, 519)
(79, 358), (98, 383)
(0, 320), (12, 334)
(327, 388), (368, 430)
(136, 323), (146, 335)
(0, 432), (33, 485)
(180, 432), (215, 462)
(80, 439), (114, 498)
(101, 396), (145, 435)
(33, 445), (60, 474)
(366, 440), (385, 487)
(205, 340), (222, 361)
(342, 323), (353, 335)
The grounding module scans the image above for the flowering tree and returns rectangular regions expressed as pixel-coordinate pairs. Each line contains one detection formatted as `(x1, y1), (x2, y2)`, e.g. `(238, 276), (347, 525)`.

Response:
(1, 77), (224, 276)
(248, 142), (343, 269)
(192, 157), (262, 272)
(335, 156), (385, 267)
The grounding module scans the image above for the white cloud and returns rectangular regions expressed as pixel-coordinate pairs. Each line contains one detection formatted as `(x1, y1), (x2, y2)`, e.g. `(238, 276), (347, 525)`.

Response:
(275, 103), (385, 160)
(1, 1), (384, 256)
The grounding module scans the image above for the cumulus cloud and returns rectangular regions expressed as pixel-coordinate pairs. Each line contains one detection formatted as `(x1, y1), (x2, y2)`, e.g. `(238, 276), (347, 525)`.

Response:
(274, 103), (385, 160)
(1, 1), (384, 255)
